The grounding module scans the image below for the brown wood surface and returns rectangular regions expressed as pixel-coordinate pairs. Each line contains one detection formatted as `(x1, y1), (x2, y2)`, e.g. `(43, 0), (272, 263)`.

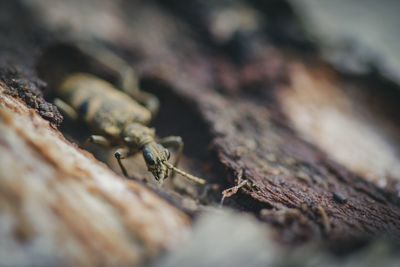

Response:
(0, 85), (190, 266)
(1, 0), (400, 266)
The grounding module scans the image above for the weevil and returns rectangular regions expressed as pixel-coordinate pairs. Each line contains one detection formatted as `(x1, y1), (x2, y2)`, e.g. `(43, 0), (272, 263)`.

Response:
(54, 43), (206, 185)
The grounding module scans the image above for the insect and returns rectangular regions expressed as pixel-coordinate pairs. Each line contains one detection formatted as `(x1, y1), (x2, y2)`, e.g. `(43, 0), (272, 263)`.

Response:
(54, 42), (206, 185)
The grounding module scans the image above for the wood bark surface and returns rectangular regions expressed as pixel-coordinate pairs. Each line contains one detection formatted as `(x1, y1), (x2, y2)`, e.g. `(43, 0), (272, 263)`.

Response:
(1, 0), (400, 266)
(0, 85), (190, 266)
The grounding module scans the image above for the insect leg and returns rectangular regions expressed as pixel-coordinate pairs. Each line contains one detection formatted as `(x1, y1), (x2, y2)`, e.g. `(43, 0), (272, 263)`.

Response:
(158, 136), (184, 179)
(86, 135), (111, 147)
(75, 41), (129, 75)
(114, 147), (130, 177)
(119, 67), (159, 117)
(54, 98), (78, 121)
(75, 41), (160, 116)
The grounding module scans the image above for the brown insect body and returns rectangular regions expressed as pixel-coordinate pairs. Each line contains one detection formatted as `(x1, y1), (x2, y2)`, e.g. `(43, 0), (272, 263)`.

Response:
(58, 73), (152, 139)
(56, 72), (205, 184)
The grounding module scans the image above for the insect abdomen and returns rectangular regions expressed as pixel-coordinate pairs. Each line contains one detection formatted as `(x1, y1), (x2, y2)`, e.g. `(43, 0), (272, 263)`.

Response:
(58, 73), (152, 137)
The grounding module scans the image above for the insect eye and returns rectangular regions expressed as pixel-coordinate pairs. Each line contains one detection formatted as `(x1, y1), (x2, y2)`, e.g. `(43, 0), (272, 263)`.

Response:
(143, 148), (155, 165)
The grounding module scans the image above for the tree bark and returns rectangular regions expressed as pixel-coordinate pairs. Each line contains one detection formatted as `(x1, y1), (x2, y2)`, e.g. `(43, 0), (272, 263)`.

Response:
(1, 0), (400, 266)
(0, 85), (190, 266)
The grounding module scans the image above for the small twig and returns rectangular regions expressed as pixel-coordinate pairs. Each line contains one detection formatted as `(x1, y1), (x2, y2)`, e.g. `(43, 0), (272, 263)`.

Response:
(220, 170), (248, 206)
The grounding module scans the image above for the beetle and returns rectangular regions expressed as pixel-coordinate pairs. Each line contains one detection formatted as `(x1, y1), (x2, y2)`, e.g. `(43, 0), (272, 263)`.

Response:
(54, 42), (205, 185)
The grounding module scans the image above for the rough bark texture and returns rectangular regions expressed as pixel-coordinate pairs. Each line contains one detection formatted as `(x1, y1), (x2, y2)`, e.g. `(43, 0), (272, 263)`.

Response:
(0, 85), (190, 266)
(1, 0), (400, 266)
(145, 60), (400, 244)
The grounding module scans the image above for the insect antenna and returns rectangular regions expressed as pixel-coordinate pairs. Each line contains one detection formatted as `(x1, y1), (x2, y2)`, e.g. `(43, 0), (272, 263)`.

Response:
(164, 162), (206, 185)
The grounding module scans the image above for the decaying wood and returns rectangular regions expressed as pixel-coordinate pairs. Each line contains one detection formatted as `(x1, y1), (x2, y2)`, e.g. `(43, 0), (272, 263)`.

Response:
(0, 84), (190, 266)
(107, 2), (400, 242)
(151, 61), (400, 243)
(1, 0), (400, 265)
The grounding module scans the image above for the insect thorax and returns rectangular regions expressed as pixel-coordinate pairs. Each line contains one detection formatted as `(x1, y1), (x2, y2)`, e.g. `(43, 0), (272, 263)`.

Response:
(122, 123), (156, 148)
